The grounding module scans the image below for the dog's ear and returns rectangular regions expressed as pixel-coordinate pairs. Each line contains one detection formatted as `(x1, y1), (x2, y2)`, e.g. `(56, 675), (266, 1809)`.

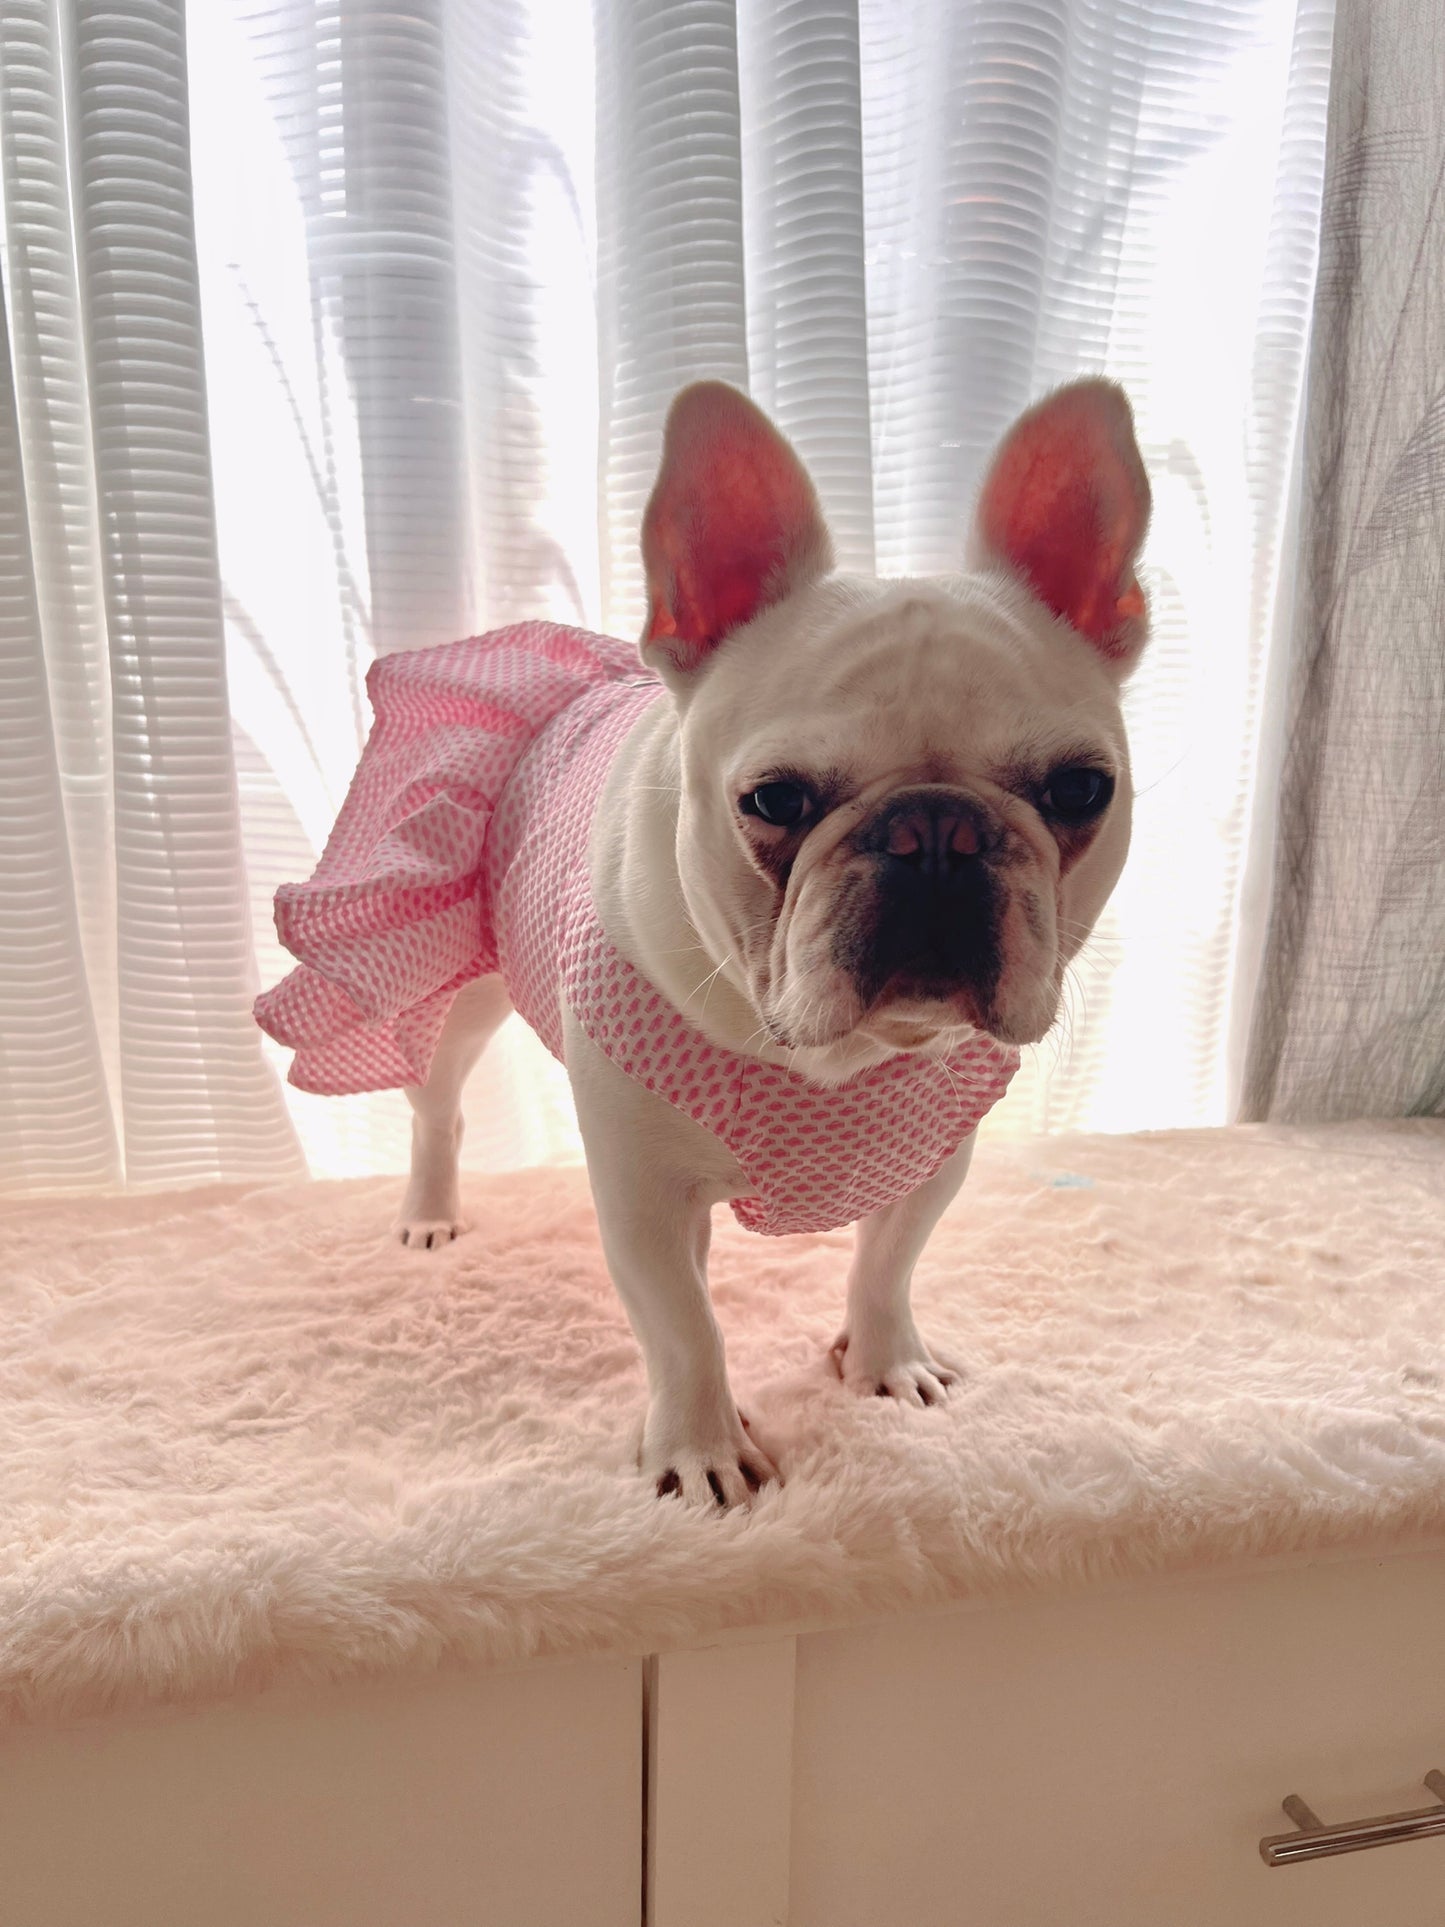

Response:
(969, 379), (1151, 671)
(641, 382), (834, 676)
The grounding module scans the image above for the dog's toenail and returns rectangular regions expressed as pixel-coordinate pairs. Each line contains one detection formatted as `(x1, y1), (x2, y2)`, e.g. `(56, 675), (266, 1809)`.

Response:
(657, 1470), (680, 1498)
(706, 1471), (726, 1506)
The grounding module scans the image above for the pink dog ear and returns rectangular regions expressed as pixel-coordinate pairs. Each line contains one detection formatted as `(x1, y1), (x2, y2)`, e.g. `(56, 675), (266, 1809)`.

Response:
(973, 379), (1151, 668)
(641, 382), (834, 675)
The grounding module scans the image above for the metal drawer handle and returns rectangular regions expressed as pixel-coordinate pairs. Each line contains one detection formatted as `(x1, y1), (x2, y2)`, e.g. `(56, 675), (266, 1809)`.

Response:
(1260, 1771), (1445, 1865)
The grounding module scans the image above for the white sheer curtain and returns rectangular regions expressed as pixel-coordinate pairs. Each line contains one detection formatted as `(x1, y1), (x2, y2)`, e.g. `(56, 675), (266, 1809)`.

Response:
(1, 0), (1334, 1191)
(2, 0), (303, 1191)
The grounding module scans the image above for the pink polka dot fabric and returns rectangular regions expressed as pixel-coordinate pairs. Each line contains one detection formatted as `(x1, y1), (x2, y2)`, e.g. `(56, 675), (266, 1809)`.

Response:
(257, 622), (1019, 1236)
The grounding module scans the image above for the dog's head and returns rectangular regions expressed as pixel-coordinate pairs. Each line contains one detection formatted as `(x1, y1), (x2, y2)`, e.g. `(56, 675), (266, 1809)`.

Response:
(639, 379), (1151, 1064)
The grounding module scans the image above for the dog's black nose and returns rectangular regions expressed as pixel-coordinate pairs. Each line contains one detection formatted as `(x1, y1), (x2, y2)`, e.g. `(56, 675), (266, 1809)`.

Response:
(859, 789), (1000, 876)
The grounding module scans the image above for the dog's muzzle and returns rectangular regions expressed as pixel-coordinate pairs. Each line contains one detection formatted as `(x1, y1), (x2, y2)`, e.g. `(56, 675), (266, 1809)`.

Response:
(839, 786), (1005, 1007)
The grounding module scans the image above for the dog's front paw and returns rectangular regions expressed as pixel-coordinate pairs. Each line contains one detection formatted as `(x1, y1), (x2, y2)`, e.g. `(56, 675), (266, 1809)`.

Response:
(642, 1397), (780, 1510)
(829, 1324), (958, 1408)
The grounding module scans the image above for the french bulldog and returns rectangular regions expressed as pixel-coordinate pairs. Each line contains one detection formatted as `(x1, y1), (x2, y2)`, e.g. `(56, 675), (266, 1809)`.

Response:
(267, 377), (1151, 1509)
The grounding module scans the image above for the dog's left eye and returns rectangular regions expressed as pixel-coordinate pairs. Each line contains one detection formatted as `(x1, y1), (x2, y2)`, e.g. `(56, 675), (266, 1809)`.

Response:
(740, 780), (812, 828)
(1041, 766), (1114, 821)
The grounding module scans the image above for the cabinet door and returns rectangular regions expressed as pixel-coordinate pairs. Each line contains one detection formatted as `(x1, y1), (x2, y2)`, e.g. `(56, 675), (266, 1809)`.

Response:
(0, 1655), (642, 1927)
(788, 1550), (1445, 1927)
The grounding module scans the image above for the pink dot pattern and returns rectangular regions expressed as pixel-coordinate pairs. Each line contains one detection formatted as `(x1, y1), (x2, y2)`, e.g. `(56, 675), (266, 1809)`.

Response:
(256, 622), (1019, 1236)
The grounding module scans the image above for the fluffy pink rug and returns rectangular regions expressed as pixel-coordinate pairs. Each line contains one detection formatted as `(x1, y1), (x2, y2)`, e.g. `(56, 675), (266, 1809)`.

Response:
(3, 1121), (1443, 1724)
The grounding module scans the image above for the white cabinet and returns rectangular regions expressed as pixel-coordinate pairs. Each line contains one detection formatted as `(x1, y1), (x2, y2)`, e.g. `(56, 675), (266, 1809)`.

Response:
(0, 1656), (641, 1927)
(785, 1549), (1445, 1926)
(6, 1546), (1444, 1926)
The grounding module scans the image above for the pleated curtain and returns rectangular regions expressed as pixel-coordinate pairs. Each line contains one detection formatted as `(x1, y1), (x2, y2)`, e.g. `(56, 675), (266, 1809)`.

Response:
(1245, 0), (1445, 1123)
(2, 0), (1336, 1189)
(1, 0), (303, 1190)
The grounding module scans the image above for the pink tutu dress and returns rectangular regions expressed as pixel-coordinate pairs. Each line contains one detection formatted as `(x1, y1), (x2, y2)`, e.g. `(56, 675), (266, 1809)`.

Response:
(256, 622), (1019, 1235)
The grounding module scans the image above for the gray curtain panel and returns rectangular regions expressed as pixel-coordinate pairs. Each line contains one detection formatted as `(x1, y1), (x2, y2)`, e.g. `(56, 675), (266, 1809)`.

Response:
(1245, 0), (1445, 1122)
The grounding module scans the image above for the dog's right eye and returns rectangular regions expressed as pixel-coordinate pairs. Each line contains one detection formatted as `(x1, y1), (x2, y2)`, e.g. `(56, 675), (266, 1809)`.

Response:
(740, 780), (812, 829)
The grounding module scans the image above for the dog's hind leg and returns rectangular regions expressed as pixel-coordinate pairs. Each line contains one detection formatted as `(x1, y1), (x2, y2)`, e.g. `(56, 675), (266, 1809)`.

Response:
(397, 973), (514, 1247)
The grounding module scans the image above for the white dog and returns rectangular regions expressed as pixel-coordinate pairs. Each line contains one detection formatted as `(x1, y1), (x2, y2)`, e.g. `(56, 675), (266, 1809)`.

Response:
(258, 377), (1151, 1509)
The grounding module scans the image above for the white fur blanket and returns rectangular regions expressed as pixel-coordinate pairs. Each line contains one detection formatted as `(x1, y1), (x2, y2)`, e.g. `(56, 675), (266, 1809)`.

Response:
(3, 1121), (1442, 1725)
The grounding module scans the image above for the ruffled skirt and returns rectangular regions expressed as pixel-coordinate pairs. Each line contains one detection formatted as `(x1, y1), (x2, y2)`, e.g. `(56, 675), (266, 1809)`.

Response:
(253, 622), (638, 1093)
